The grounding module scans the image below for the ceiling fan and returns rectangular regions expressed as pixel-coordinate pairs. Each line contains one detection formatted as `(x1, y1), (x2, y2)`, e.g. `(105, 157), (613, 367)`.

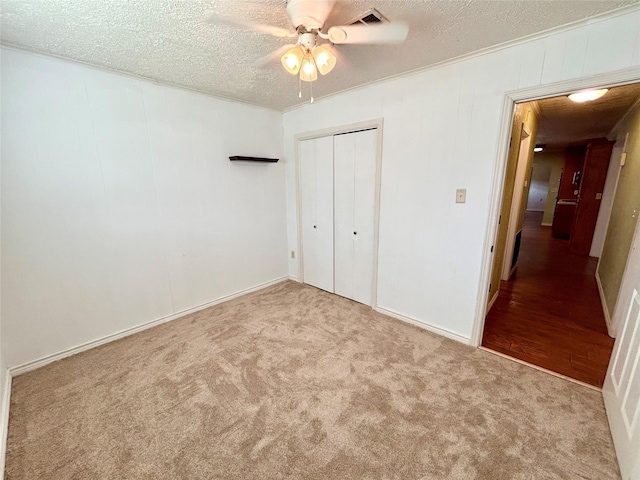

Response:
(208, 0), (408, 95)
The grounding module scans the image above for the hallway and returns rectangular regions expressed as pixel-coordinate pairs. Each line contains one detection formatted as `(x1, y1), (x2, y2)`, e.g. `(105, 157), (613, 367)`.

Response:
(482, 211), (615, 387)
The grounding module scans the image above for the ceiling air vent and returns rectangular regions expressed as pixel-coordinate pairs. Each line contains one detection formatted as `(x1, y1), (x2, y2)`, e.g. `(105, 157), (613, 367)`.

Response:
(350, 8), (388, 25)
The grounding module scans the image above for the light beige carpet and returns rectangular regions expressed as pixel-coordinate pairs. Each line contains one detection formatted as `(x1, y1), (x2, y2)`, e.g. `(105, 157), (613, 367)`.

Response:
(5, 281), (620, 479)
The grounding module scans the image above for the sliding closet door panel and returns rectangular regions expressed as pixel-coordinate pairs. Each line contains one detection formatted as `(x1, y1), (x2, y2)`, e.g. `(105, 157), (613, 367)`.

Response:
(352, 129), (377, 306)
(334, 129), (376, 305)
(300, 136), (334, 292)
(334, 133), (356, 300)
(314, 136), (335, 293)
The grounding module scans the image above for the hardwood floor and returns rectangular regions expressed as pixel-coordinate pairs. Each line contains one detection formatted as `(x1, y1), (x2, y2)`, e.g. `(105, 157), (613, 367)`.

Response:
(482, 211), (614, 387)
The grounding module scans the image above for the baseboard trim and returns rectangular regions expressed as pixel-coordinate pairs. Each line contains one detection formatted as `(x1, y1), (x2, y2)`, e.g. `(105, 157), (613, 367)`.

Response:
(0, 370), (12, 478)
(374, 306), (471, 345)
(595, 271), (614, 337)
(486, 290), (499, 314)
(288, 275), (300, 282)
(9, 276), (290, 377)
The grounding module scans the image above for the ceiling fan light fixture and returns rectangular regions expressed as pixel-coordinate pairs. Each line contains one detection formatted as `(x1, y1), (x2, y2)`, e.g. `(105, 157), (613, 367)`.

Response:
(281, 46), (304, 74)
(312, 45), (336, 75)
(299, 55), (318, 82)
(568, 88), (608, 103)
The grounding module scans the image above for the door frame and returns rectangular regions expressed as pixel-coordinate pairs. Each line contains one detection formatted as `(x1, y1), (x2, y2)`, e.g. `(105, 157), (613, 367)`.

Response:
(294, 118), (384, 308)
(502, 124), (532, 281)
(470, 66), (640, 348)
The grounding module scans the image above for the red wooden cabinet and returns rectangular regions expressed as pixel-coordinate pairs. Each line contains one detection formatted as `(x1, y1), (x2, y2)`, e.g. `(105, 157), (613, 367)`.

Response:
(552, 201), (577, 239)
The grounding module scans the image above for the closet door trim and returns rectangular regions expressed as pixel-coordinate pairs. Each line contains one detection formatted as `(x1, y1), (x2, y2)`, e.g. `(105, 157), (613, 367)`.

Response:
(294, 118), (383, 307)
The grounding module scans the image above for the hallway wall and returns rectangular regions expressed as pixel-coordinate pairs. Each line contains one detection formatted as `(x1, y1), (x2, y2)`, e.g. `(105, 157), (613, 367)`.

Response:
(527, 158), (552, 212)
(598, 100), (640, 331)
(543, 156), (564, 226)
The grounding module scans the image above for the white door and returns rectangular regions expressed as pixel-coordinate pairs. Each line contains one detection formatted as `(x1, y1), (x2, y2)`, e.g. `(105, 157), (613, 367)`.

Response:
(333, 129), (377, 305)
(603, 216), (640, 479)
(300, 136), (334, 292)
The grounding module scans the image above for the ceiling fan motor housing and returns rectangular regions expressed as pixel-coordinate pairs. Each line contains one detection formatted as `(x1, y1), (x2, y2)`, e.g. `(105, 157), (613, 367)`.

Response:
(299, 32), (317, 51)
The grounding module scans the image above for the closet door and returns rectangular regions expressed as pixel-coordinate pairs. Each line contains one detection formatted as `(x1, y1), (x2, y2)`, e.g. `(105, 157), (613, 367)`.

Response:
(333, 129), (377, 305)
(300, 136), (334, 292)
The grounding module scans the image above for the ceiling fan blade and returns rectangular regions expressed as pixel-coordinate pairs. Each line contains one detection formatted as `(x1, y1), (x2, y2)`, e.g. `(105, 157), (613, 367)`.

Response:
(206, 13), (295, 38)
(287, 0), (335, 29)
(327, 22), (409, 45)
(255, 44), (297, 68)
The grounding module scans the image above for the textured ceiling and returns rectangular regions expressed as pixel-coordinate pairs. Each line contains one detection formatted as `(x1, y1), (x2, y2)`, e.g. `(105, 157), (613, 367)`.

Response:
(1, 0), (638, 111)
(536, 82), (640, 146)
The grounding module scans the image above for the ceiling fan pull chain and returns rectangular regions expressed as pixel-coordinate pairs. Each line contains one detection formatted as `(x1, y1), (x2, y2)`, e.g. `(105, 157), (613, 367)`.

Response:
(298, 75), (302, 98)
(310, 80), (314, 104)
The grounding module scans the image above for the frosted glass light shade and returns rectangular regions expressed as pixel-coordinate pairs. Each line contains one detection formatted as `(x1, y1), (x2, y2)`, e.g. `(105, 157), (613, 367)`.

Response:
(299, 55), (318, 82)
(281, 46), (304, 75)
(312, 46), (336, 75)
(568, 89), (608, 103)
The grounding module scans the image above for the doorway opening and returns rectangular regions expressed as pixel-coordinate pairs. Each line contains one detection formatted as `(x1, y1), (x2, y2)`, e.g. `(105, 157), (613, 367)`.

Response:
(481, 82), (640, 388)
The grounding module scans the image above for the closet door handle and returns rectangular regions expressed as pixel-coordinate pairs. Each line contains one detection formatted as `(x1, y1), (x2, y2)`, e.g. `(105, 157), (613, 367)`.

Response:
(313, 225), (317, 229)
(353, 231), (357, 235)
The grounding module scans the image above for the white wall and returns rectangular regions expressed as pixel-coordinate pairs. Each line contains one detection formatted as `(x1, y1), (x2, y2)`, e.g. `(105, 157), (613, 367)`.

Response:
(0, 77), (9, 475)
(283, 8), (640, 340)
(1, 48), (288, 368)
(0, 348), (7, 476)
(0, 256), (6, 475)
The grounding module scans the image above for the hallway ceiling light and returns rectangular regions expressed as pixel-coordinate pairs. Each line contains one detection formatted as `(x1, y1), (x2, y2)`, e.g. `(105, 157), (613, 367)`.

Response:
(568, 89), (608, 103)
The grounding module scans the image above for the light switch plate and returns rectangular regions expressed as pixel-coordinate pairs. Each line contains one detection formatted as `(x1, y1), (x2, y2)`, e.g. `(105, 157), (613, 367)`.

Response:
(456, 189), (467, 203)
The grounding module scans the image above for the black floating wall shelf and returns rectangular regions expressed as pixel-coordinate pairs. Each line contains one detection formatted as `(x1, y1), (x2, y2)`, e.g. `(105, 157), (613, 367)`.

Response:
(229, 156), (279, 163)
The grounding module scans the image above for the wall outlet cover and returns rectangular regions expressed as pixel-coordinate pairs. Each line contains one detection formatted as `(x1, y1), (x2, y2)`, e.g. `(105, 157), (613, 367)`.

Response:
(456, 189), (467, 203)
